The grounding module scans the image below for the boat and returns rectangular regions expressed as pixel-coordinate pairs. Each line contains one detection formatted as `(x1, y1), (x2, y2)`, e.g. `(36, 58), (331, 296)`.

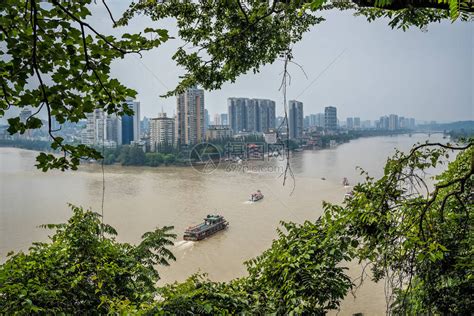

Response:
(183, 215), (229, 241)
(250, 190), (264, 202)
(342, 177), (350, 186)
(344, 191), (354, 199)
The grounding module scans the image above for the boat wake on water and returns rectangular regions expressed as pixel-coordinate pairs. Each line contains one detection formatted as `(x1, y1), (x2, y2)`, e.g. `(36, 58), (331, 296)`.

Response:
(243, 200), (253, 204)
(174, 240), (195, 250)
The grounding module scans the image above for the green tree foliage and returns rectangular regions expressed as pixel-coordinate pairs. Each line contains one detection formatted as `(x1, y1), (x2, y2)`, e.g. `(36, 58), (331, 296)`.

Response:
(323, 141), (474, 313)
(1, 0), (168, 171)
(0, 205), (176, 314)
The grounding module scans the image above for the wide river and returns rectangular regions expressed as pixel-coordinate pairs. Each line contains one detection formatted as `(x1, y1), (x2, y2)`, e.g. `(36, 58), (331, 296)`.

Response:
(0, 133), (447, 315)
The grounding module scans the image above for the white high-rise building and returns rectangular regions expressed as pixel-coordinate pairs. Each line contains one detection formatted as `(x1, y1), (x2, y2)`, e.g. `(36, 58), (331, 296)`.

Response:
(82, 109), (105, 145)
(150, 112), (175, 151)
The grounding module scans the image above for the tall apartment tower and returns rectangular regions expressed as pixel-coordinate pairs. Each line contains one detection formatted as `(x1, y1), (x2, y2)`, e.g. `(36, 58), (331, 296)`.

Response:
(150, 112), (175, 151)
(388, 114), (399, 131)
(175, 85), (205, 146)
(354, 117), (361, 129)
(289, 100), (304, 139)
(228, 98), (276, 133)
(106, 114), (122, 145)
(228, 97), (249, 133)
(346, 117), (354, 129)
(122, 98), (140, 144)
(83, 109), (106, 145)
(324, 106), (337, 131)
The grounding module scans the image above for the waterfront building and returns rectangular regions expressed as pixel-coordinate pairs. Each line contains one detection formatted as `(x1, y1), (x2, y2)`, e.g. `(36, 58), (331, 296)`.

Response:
(82, 109), (106, 145)
(377, 116), (389, 130)
(228, 97), (276, 133)
(228, 97), (249, 133)
(122, 98), (140, 144)
(106, 114), (122, 145)
(389, 114), (399, 131)
(289, 100), (304, 139)
(140, 117), (150, 137)
(176, 85), (206, 146)
(354, 117), (361, 130)
(206, 125), (233, 140)
(312, 113), (325, 128)
(150, 112), (175, 151)
(324, 106), (338, 131)
(346, 117), (354, 130)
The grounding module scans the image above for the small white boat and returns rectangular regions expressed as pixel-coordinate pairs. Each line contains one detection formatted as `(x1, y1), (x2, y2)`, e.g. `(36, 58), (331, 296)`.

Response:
(250, 190), (264, 202)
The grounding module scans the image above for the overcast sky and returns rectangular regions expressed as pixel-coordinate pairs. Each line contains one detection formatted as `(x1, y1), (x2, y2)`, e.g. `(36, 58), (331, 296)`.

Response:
(5, 1), (473, 123)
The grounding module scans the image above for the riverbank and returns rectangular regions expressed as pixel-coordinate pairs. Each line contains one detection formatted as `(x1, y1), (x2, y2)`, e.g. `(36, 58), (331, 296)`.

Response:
(0, 130), (417, 169)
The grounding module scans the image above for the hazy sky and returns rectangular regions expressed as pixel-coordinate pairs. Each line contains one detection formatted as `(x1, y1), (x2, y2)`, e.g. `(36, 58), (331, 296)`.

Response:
(4, 1), (473, 123)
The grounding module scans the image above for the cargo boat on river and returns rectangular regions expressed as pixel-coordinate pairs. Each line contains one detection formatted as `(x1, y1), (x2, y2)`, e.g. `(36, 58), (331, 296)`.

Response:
(183, 215), (229, 241)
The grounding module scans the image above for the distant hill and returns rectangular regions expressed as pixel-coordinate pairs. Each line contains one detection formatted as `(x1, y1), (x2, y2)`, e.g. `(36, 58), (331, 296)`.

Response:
(417, 121), (474, 132)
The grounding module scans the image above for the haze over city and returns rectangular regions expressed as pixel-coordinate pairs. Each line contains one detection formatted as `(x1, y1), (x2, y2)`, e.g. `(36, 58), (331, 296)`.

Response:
(95, 1), (472, 122)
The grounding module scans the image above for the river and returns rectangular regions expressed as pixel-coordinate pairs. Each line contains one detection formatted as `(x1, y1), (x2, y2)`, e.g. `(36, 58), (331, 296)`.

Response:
(0, 133), (447, 315)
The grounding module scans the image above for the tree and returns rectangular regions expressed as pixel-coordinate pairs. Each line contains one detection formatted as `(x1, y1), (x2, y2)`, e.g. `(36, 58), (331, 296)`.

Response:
(323, 140), (473, 313)
(0, 205), (176, 314)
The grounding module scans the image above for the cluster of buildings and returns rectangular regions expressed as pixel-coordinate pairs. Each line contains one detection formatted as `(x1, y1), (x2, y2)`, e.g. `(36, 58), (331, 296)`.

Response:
(5, 86), (418, 151)
(81, 98), (141, 147)
(375, 114), (416, 131)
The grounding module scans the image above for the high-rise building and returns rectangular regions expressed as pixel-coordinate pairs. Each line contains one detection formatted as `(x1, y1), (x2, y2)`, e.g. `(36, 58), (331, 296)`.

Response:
(354, 117), (361, 129)
(289, 100), (304, 139)
(176, 85), (205, 146)
(227, 98), (275, 133)
(324, 106), (337, 130)
(389, 114), (399, 131)
(346, 117), (354, 130)
(106, 114), (122, 145)
(140, 117), (150, 137)
(83, 109), (105, 145)
(314, 113), (325, 128)
(213, 113), (221, 125)
(150, 112), (175, 151)
(204, 109), (210, 129)
(122, 98), (140, 144)
(220, 113), (228, 125)
(228, 97), (249, 133)
(255, 99), (276, 133)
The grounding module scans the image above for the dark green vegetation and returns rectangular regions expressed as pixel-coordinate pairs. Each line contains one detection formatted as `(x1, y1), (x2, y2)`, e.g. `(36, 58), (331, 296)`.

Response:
(1, 141), (472, 314)
(2, 1), (472, 170)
